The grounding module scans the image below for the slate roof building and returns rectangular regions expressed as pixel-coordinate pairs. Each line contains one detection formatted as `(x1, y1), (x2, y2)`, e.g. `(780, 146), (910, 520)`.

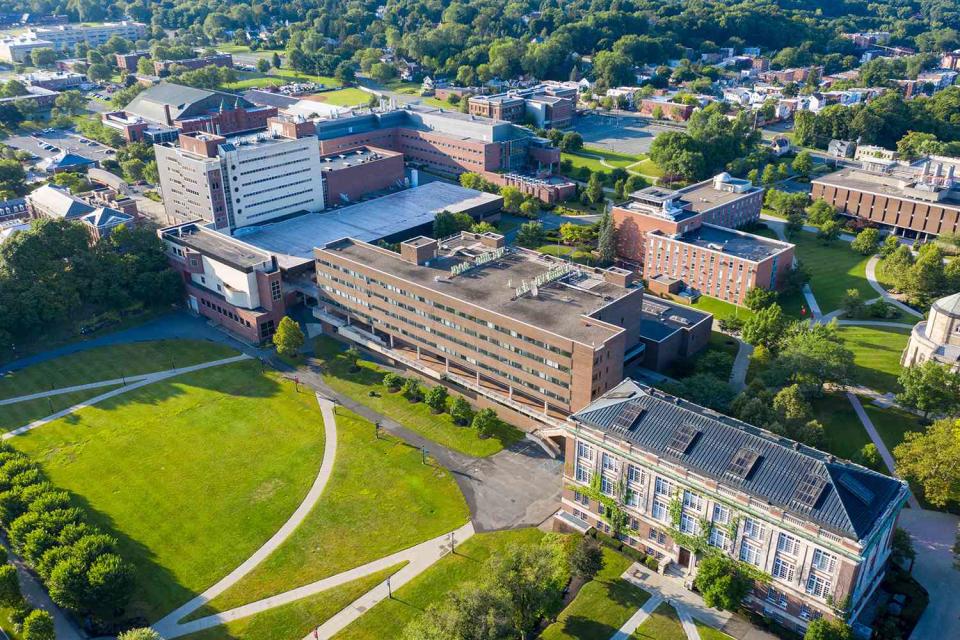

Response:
(80, 207), (135, 241)
(554, 379), (909, 634)
(25, 184), (94, 220)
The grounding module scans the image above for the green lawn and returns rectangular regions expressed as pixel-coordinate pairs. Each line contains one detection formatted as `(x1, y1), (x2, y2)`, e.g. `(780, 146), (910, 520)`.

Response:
(836, 326), (911, 394)
(633, 603), (685, 640)
(421, 96), (453, 108)
(335, 529), (546, 639)
(562, 148), (641, 173)
(792, 231), (871, 315)
(810, 391), (871, 461)
(0, 386), (120, 433)
(686, 295), (755, 324)
(627, 158), (664, 178)
(191, 405), (469, 617)
(0, 340), (238, 400)
(11, 360), (326, 622)
(313, 337), (523, 457)
(541, 548), (650, 640)
(180, 564), (403, 640)
(862, 399), (924, 452)
(316, 88), (374, 106)
(224, 68), (343, 90)
(696, 621), (735, 640)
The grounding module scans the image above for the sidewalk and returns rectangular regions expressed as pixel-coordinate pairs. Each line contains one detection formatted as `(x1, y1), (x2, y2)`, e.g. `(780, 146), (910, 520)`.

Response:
(611, 594), (662, 640)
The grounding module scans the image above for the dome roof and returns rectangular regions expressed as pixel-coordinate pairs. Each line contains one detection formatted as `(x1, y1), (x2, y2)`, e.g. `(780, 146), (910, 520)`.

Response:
(932, 292), (960, 318)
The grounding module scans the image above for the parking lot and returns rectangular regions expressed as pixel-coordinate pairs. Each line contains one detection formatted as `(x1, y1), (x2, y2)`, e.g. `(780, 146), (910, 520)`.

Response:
(573, 111), (684, 156)
(5, 128), (116, 164)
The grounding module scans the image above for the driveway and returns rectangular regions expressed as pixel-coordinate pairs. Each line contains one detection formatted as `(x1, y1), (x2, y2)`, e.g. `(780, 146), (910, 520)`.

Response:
(897, 508), (960, 640)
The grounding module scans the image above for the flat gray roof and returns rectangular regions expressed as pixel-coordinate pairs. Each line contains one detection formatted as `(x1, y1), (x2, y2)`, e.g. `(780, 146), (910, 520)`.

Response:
(813, 168), (960, 209)
(320, 239), (635, 346)
(678, 181), (762, 213)
(164, 224), (273, 272)
(236, 182), (502, 269)
(680, 224), (792, 262)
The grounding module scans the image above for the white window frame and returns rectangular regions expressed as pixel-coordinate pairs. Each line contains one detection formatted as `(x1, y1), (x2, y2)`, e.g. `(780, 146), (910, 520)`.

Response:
(682, 490), (702, 512)
(777, 532), (800, 556)
(712, 503), (730, 525)
(575, 462), (592, 484)
(739, 540), (762, 566)
(577, 441), (594, 461)
(811, 549), (837, 573)
(772, 556), (795, 582)
(743, 517), (766, 540)
(708, 527), (729, 550)
(680, 512), (700, 535)
(805, 572), (831, 599)
(652, 498), (670, 522)
(654, 477), (672, 496)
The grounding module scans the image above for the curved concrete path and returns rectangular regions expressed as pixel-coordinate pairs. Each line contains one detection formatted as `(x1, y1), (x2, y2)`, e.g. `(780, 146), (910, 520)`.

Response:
(1, 354), (251, 440)
(864, 256), (923, 319)
(153, 393), (339, 634)
(835, 319), (917, 329)
(729, 339), (753, 392)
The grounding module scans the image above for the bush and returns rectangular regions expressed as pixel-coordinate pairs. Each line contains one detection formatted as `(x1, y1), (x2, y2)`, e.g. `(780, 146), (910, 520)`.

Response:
(424, 385), (448, 414)
(471, 408), (499, 438)
(402, 378), (423, 402)
(449, 397), (472, 425)
(619, 544), (647, 563)
(643, 556), (659, 571)
(21, 609), (54, 640)
(382, 372), (405, 392)
(594, 531), (621, 551)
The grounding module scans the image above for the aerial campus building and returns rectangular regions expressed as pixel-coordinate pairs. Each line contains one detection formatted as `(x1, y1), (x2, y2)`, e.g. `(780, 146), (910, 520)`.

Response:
(901, 292), (960, 371)
(552, 379), (909, 635)
(612, 174), (794, 305)
(811, 155), (960, 240)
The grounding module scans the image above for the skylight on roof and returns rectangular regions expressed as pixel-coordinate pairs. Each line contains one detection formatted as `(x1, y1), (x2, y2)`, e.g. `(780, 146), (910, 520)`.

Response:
(792, 473), (828, 510)
(838, 473), (875, 505)
(665, 424), (700, 455)
(612, 401), (644, 431)
(726, 448), (760, 480)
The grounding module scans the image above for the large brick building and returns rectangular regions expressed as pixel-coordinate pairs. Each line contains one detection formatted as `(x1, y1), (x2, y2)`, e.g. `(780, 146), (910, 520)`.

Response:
(311, 232), (710, 424)
(103, 83), (277, 142)
(612, 174), (793, 304)
(159, 221), (289, 343)
(467, 84), (577, 128)
(314, 106), (575, 203)
(555, 379), (909, 635)
(319, 146), (405, 207)
(810, 157), (960, 240)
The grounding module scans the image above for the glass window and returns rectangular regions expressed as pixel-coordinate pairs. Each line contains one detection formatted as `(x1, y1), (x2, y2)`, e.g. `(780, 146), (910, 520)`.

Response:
(575, 462), (592, 484)
(602, 453), (620, 472)
(708, 528), (729, 550)
(777, 532), (800, 556)
(743, 517), (766, 540)
(654, 477), (672, 496)
(577, 441), (594, 461)
(627, 465), (645, 486)
(805, 573), (831, 599)
(811, 549), (837, 573)
(712, 504), (730, 525)
(600, 475), (615, 496)
(652, 498), (669, 522)
(740, 540), (762, 566)
(773, 556), (795, 582)
(680, 513), (700, 535)
(682, 490), (702, 512)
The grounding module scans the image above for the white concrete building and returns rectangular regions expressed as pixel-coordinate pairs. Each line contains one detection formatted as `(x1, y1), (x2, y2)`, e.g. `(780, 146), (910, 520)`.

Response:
(25, 21), (147, 51)
(0, 36), (55, 63)
(155, 117), (325, 233)
(902, 292), (960, 371)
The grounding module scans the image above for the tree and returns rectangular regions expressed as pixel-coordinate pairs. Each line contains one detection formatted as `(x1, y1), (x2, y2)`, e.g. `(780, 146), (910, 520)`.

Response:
(760, 163), (777, 187)
(773, 384), (813, 423)
(805, 200), (836, 226)
(851, 228), (880, 256)
(136, 56), (154, 76)
(0, 104), (23, 130)
(585, 173), (604, 205)
(596, 212), (617, 265)
(120, 159), (146, 183)
(433, 210), (473, 238)
(344, 346), (361, 372)
(86, 553), (133, 618)
(771, 323), (854, 393)
(272, 316), (304, 358)
(880, 234), (901, 257)
(471, 221), (497, 234)
(402, 378), (423, 402)
(908, 244), (947, 303)
(272, 52), (282, 69)
(693, 554), (752, 612)
(569, 537), (604, 581)
(840, 289), (865, 318)
(742, 303), (786, 350)
(896, 362), (960, 420)
(53, 91), (86, 116)
(791, 151), (814, 178)
(519, 200), (539, 218)
(743, 287), (777, 311)
(30, 48), (57, 67)
(855, 443), (884, 472)
(402, 584), (513, 640)
(817, 220), (841, 244)
(21, 609), (54, 640)
(665, 373), (735, 412)
(118, 629), (162, 640)
(516, 221), (545, 247)
(424, 386), (448, 414)
(449, 397), (472, 426)
(560, 132), (583, 153)
(559, 222), (589, 246)
(897, 131), (945, 160)
(472, 408), (499, 438)
(383, 372), (404, 392)
(0, 563), (21, 608)
(86, 63), (111, 83)
(883, 245), (915, 292)
(501, 186), (524, 213)
(486, 541), (567, 638)
(804, 618), (853, 640)
(256, 58), (271, 73)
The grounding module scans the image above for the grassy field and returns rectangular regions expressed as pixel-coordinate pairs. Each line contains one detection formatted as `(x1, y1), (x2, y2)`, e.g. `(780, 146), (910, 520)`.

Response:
(180, 564), (403, 640)
(191, 405), (469, 617)
(792, 231), (871, 315)
(11, 360), (326, 622)
(541, 547), (650, 640)
(0, 386), (120, 433)
(633, 603), (685, 640)
(862, 399), (923, 452)
(313, 337), (523, 457)
(0, 340), (238, 399)
(836, 326), (911, 394)
(810, 391), (871, 460)
(311, 88), (373, 106)
(224, 68), (343, 90)
(696, 621), (735, 640)
(686, 295), (755, 324)
(335, 529), (546, 639)
(421, 96), (454, 108)
(628, 158), (664, 178)
(562, 147), (641, 173)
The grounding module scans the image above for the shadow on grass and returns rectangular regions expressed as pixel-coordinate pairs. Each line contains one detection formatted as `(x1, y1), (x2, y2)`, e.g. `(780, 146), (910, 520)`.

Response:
(556, 615), (619, 639)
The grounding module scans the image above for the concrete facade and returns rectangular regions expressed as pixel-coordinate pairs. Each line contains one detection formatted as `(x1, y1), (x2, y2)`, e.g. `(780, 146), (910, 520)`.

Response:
(901, 292), (960, 371)
(25, 21), (146, 50)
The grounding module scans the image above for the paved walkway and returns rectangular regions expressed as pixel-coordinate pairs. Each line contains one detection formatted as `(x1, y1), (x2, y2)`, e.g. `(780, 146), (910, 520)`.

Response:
(835, 319), (917, 329)
(157, 521), (475, 639)
(611, 594), (663, 640)
(0, 372), (157, 406)
(729, 339), (754, 392)
(153, 393), (339, 636)
(620, 564), (733, 635)
(3, 540), (84, 640)
(677, 605), (702, 640)
(845, 392), (921, 509)
(802, 284), (823, 322)
(1, 354), (251, 440)
(864, 256), (923, 319)
(898, 508), (960, 640)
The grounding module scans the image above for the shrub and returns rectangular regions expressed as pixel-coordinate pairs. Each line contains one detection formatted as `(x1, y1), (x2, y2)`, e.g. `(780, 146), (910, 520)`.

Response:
(643, 556), (659, 571)
(619, 544), (647, 563)
(471, 408), (499, 438)
(21, 609), (54, 640)
(449, 397), (473, 425)
(402, 378), (423, 402)
(569, 537), (604, 581)
(382, 372), (405, 392)
(424, 385), (448, 414)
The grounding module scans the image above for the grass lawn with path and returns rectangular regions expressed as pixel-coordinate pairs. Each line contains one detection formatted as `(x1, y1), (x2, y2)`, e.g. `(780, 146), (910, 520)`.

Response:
(334, 528), (546, 640)
(10, 360), (326, 622)
(836, 326), (911, 394)
(791, 231), (871, 315)
(0, 339), (238, 399)
(696, 621), (735, 640)
(861, 399), (924, 452)
(810, 391), (871, 461)
(313, 337), (523, 457)
(541, 547), (650, 640)
(191, 405), (469, 617)
(0, 386), (120, 433)
(632, 602), (685, 640)
(180, 564), (404, 640)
